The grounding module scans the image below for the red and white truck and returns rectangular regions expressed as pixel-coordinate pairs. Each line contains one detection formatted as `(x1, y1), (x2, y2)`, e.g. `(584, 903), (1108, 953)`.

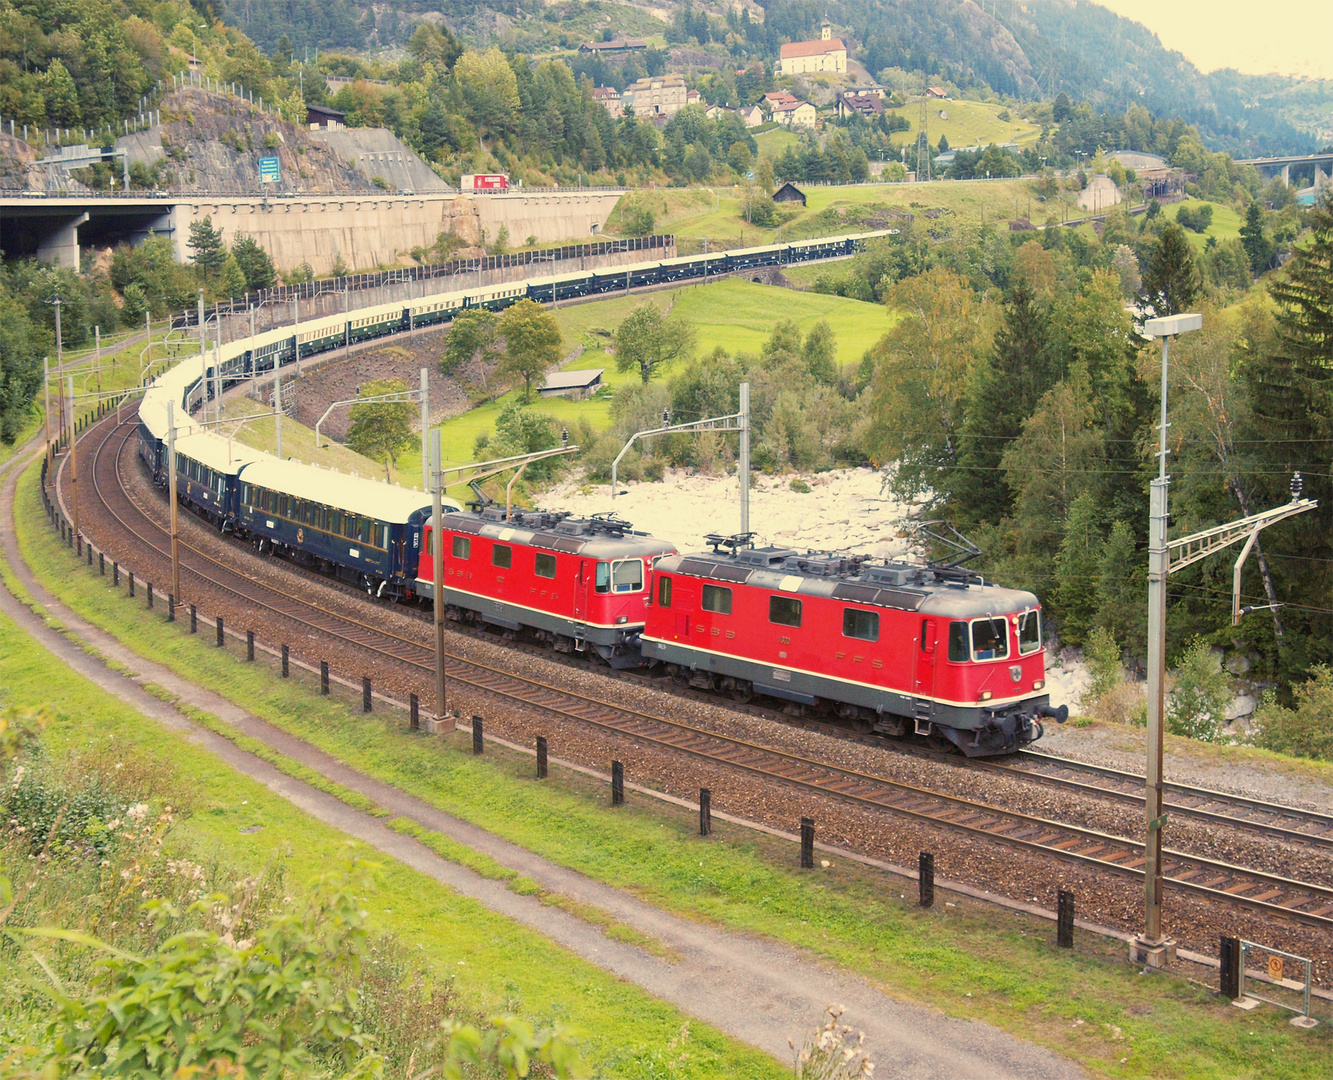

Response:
(459, 173), (510, 193)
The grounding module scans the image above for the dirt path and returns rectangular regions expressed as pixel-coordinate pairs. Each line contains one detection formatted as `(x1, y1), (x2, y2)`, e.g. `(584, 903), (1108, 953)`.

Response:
(0, 443), (1087, 1080)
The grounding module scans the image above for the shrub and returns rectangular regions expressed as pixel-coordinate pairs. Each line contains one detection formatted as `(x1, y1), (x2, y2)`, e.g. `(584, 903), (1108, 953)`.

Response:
(1252, 665), (1333, 759)
(1175, 202), (1214, 233)
(1166, 641), (1231, 742)
(1079, 626), (1121, 709)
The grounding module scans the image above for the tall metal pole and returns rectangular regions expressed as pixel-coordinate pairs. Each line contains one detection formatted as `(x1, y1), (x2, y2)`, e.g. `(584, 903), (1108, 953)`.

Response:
(213, 337), (223, 424)
(198, 291), (206, 417)
(52, 298), (63, 371)
(1142, 331), (1172, 949)
(43, 357), (51, 468)
(739, 380), (750, 535)
(420, 367), (429, 491)
(274, 375), (283, 459)
(1136, 313), (1201, 965)
(167, 400), (181, 603)
(67, 376), (78, 541)
(249, 302), (257, 395)
(432, 429), (447, 722)
(94, 325), (101, 394)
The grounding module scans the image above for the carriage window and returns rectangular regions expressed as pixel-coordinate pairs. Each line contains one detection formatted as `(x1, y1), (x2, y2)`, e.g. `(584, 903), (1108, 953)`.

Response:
(947, 622), (969, 662)
(492, 544), (512, 569)
(657, 576), (672, 607)
(452, 536), (471, 559)
(971, 618), (1010, 661)
(701, 584), (732, 614)
(535, 552), (557, 579)
(330, 511), (343, 535)
(358, 518), (370, 543)
(843, 608), (879, 642)
(1018, 610), (1042, 655)
(594, 562), (611, 593)
(240, 483), (251, 504)
(769, 596), (802, 627)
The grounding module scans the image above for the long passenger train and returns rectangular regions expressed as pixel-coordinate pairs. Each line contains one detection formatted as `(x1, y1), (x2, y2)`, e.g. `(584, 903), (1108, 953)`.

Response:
(135, 229), (1066, 755)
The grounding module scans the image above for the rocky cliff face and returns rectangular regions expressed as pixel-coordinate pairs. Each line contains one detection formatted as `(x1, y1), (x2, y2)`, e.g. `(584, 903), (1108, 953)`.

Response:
(142, 87), (380, 195)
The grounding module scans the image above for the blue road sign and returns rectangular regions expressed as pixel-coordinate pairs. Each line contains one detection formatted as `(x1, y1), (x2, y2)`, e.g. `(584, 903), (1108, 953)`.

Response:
(259, 156), (280, 184)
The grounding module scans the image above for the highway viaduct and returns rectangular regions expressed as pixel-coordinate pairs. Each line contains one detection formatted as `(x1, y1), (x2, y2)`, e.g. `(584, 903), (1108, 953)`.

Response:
(1235, 151), (1333, 187)
(0, 188), (625, 273)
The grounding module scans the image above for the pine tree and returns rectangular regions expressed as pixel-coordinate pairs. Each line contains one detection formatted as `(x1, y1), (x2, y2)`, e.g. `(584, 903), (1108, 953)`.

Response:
(232, 236), (276, 292)
(1238, 202), (1275, 274)
(1053, 490), (1101, 647)
(955, 280), (1059, 524)
(1095, 520), (1145, 660)
(1242, 192), (1333, 681)
(188, 217), (227, 284)
(1140, 222), (1201, 317)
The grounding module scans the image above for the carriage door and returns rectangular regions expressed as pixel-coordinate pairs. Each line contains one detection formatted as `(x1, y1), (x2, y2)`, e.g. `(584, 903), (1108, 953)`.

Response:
(915, 619), (938, 701)
(573, 560), (589, 622)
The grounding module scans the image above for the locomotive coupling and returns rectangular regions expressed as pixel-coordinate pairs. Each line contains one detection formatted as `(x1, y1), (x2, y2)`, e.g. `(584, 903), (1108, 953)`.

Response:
(1036, 703), (1069, 724)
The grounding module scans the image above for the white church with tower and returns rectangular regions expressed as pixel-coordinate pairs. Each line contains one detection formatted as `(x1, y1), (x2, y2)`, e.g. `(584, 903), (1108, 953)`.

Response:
(779, 19), (848, 75)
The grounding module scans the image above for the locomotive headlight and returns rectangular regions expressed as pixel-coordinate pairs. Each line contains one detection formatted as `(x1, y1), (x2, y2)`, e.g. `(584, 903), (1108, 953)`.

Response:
(616, 615), (628, 624)
(1033, 679), (1044, 690)
(979, 691), (992, 701)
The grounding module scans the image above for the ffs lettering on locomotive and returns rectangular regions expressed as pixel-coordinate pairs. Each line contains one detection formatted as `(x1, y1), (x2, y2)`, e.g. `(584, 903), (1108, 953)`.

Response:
(642, 536), (1066, 756)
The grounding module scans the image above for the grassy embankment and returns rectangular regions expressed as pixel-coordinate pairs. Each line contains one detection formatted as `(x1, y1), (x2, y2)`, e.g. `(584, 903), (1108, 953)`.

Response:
(13, 457), (1331, 1080)
(429, 278), (897, 467)
(0, 465), (785, 1080)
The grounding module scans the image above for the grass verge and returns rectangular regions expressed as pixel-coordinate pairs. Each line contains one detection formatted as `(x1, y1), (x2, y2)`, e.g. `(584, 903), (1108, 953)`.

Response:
(14, 457), (1333, 1079)
(2, 478), (784, 1079)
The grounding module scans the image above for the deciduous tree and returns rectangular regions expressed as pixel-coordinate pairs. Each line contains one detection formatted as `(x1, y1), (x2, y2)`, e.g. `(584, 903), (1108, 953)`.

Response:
(499, 299), (562, 402)
(345, 378), (416, 479)
(614, 302), (696, 385)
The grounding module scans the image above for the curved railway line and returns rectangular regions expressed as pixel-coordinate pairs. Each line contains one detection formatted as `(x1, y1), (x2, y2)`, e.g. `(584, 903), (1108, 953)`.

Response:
(59, 411), (1333, 935)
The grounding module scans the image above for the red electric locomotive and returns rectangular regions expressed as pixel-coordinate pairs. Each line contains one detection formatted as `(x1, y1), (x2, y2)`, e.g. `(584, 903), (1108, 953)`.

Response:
(642, 536), (1066, 755)
(415, 508), (676, 667)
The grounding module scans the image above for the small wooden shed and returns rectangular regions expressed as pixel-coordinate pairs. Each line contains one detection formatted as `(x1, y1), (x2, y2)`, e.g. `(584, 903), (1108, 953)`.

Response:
(772, 182), (807, 206)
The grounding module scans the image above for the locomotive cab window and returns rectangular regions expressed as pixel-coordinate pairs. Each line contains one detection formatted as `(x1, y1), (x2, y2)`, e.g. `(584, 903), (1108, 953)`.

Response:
(843, 608), (879, 642)
(594, 562), (611, 593)
(535, 552), (557, 579)
(492, 544), (512, 569)
(701, 584), (732, 614)
(769, 596), (802, 628)
(657, 576), (672, 607)
(1018, 610), (1042, 655)
(971, 617), (1010, 661)
(947, 622), (969, 662)
(611, 559), (643, 593)
(452, 536), (471, 560)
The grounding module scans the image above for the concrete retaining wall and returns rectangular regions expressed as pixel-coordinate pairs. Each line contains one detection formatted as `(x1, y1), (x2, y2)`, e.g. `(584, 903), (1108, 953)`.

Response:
(168, 191), (625, 276)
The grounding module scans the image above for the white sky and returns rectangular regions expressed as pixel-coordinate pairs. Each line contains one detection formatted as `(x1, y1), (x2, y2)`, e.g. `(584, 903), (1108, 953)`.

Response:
(1093, 0), (1333, 80)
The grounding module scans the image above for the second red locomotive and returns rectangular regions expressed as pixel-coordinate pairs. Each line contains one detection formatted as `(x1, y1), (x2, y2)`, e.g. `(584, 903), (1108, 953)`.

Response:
(642, 535), (1065, 756)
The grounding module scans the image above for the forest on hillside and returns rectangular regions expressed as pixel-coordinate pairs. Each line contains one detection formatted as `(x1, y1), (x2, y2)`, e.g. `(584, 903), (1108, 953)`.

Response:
(210, 0), (1329, 157)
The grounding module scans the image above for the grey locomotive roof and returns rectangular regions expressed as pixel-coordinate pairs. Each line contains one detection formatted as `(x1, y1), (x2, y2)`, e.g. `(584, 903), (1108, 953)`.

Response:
(658, 546), (1039, 615)
(446, 509), (676, 559)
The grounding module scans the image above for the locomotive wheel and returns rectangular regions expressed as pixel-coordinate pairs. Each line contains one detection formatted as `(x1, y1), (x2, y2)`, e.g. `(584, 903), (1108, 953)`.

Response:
(727, 680), (754, 703)
(668, 665), (691, 688)
(927, 730), (958, 755)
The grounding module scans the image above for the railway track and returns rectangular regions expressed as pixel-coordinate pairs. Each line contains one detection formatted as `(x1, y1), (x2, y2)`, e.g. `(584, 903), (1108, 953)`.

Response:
(62, 413), (1333, 933)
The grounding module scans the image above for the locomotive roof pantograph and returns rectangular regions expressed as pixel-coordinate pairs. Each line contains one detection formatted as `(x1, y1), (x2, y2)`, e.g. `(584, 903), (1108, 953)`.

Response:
(435, 508), (677, 561)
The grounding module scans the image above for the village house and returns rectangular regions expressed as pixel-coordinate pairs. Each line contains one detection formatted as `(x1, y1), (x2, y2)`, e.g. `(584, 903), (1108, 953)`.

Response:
(591, 85), (622, 117)
(621, 74), (688, 118)
(836, 92), (885, 120)
(738, 104), (765, 127)
(771, 98), (817, 127)
(778, 21), (848, 75)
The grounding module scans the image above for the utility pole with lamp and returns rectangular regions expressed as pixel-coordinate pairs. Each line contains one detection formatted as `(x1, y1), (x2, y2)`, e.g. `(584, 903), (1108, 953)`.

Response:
(1132, 313), (1316, 968)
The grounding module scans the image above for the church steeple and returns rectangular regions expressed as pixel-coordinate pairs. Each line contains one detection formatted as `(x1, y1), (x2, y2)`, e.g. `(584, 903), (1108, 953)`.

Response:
(820, 17), (831, 40)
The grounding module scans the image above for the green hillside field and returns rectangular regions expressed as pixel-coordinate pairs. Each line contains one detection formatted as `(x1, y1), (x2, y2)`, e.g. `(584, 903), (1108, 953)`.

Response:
(431, 278), (896, 467)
